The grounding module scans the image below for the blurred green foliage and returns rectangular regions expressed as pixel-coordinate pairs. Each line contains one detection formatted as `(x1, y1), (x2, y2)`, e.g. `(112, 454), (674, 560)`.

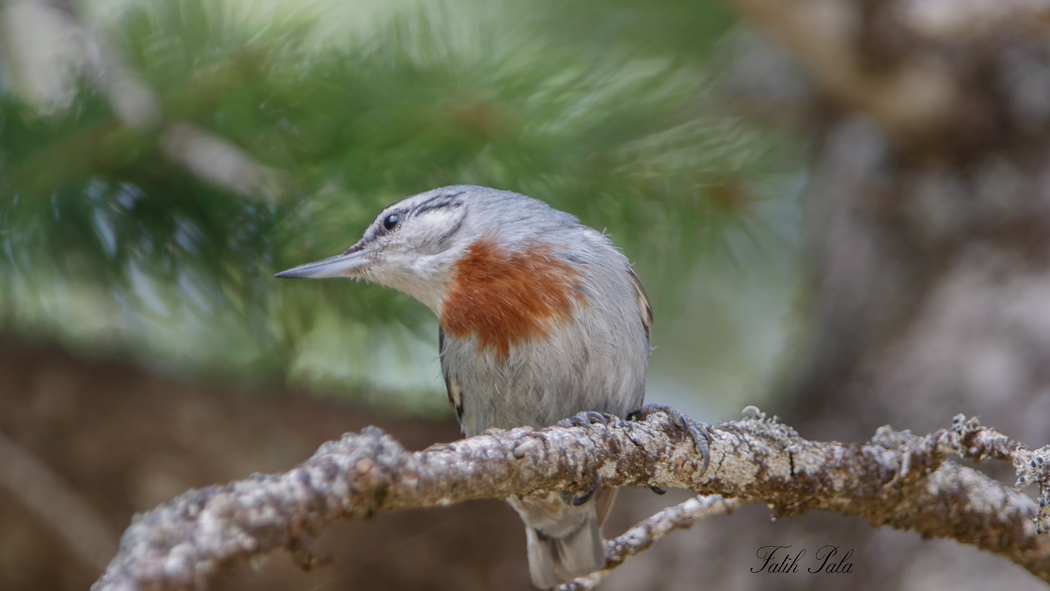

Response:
(0, 0), (797, 408)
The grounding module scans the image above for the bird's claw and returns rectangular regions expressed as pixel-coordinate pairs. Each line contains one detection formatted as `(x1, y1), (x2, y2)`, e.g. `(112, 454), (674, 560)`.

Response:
(629, 404), (712, 483)
(558, 410), (613, 428)
(556, 411), (614, 505)
(560, 475), (603, 506)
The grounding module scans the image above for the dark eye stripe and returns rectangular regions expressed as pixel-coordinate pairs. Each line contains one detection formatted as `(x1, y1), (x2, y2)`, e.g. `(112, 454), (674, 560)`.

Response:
(415, 191), (465, 215)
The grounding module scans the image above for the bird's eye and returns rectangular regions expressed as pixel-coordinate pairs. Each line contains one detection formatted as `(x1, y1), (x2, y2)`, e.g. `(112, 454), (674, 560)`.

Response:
(382, 212), (402, 232)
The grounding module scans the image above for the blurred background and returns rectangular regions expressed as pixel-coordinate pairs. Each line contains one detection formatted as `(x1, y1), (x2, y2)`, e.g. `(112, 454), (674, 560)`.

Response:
(1, 0), (1048, 589)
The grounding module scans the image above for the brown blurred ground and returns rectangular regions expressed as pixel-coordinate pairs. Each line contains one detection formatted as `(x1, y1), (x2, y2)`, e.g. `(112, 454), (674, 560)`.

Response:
(0, 335), (537, 591)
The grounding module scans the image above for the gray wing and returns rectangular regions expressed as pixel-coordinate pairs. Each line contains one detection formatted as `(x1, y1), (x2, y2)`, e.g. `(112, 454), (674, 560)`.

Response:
(627, 268), (653, 344)
(438, 326), (464, 426)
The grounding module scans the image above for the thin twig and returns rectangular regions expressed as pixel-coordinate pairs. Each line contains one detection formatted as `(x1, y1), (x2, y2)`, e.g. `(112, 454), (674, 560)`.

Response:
(557, 494), (745, 591)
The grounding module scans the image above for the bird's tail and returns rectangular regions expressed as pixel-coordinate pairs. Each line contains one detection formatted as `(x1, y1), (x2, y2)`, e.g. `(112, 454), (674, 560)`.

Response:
(510, 489), (616, 589)
(524, 509), (604, 588)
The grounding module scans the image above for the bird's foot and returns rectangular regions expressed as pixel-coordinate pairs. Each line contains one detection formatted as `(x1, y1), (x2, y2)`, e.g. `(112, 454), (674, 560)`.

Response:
(559, 475), (603, 506)
(628, 404), (712, 492)
(558, 411), (614, 428)
(557, 411), (614, 505)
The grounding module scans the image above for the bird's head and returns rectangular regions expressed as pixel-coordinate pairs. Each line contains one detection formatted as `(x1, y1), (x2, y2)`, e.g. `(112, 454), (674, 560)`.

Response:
(275, 187), (479, 311)
(275, 185), (581, 316)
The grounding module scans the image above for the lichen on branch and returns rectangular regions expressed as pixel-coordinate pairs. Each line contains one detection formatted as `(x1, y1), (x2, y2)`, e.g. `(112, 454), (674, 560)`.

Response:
(91, 410), (1050, 591)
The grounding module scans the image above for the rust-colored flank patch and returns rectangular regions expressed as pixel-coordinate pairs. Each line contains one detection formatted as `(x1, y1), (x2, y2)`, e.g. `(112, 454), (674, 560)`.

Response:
(441, 237), (586, 360)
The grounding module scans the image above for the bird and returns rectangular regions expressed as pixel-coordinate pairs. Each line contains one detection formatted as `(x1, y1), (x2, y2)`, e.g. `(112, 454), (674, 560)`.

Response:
(276, 185), (657, 588)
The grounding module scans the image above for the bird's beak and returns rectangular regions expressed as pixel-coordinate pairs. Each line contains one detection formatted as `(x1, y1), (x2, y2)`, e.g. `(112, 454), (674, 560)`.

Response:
(274, 248), (371, 279)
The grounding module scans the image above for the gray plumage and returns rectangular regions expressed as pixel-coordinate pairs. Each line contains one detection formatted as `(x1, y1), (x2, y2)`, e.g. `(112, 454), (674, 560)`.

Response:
(276, 185), (652, 588)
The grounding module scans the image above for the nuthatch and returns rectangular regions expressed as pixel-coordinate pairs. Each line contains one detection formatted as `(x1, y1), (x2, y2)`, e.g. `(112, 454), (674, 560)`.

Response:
(277, 185), (698, 588)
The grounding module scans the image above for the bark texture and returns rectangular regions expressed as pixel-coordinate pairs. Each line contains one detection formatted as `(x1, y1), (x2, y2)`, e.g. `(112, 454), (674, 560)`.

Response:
(91, 410), (1050, 591)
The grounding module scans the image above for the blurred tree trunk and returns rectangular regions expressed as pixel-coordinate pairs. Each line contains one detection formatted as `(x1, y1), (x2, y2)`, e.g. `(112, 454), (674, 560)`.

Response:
(785, 111), (1050, 446)
(746, 0), (1050, 451)
(603, 3), (1050, 591)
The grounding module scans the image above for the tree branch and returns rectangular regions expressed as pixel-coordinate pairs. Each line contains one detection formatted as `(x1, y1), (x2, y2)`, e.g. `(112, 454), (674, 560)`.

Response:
(556, 494), (746, 591)
(91, 409), (1050, 591)
(902, 0), (1050, 42)
(731, 0), (960, 142)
